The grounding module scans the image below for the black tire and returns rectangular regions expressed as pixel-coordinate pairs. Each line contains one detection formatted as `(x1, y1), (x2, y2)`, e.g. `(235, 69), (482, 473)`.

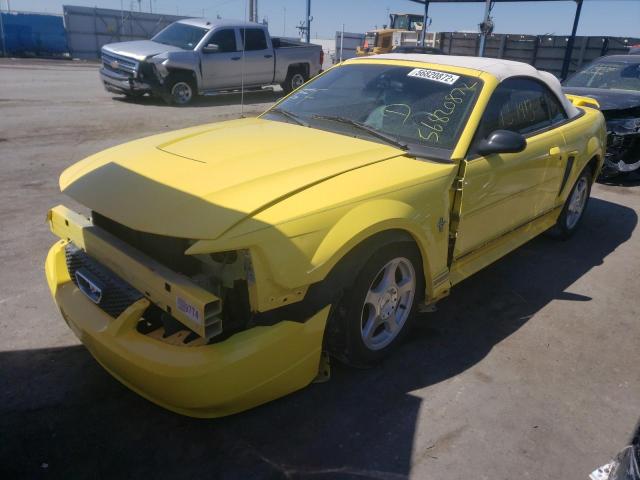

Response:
(329, 242), (425, 367)
(549, 168), (592, 239)
(280, 68), (307, 94)
(163, 73), (197, 106)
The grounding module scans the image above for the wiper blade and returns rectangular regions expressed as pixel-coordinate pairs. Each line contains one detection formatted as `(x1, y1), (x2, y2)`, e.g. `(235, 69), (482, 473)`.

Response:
(269, 107), (309, 127)
(311, 114), (408, 150)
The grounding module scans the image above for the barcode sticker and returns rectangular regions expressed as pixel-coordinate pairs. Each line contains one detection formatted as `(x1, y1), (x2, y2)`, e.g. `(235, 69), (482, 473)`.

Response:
(407, 68), (460, 85)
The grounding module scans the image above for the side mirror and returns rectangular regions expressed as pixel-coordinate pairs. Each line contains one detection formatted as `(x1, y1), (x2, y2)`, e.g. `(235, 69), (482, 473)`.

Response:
(203, 43), (220, 53)
(477, 129), (527, 156)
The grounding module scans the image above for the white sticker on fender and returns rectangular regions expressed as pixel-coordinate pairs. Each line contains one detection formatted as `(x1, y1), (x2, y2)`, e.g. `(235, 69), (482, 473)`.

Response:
(407, 68), (460, 85)
(177, 296), (201, 325)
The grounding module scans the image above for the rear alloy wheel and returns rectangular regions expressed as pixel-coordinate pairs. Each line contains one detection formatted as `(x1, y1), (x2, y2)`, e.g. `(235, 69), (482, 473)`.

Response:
(551, 169), (592, 239)
(331, 243), (424, 366)
(281, 70), (307, 94)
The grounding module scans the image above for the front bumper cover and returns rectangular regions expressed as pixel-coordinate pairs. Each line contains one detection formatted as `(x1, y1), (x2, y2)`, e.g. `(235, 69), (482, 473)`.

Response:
(100, 67), (152, 95)
(45, 239), (329, 418)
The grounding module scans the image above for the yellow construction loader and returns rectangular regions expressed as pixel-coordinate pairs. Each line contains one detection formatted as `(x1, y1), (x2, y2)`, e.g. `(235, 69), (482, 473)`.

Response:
(356, 13), (424, 56)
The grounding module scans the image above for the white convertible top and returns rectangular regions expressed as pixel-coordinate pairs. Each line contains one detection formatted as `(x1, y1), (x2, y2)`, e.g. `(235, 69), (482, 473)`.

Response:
(351, 54), (580, 118)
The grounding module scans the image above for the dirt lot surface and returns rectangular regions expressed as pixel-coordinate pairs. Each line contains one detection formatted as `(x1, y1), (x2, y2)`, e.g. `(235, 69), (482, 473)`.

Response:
(1, 58), (639, 480)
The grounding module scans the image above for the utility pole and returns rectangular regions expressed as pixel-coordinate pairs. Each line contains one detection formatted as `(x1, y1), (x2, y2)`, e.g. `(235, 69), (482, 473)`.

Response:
(283, 7), (286, 36)
(478, 0), (494, 57)
(248, 0), (258, 23)
(305, 0), (311, 43)
(339, 23), (344, 62)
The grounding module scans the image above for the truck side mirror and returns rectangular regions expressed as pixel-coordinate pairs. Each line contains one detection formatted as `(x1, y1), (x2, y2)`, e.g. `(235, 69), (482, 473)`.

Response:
(477, 130), (527, 156)
(203, 44), (220, 53)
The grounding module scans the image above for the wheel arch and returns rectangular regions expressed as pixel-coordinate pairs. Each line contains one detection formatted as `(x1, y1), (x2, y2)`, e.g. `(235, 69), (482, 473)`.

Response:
(165, 68), (199, 88)
(585, 134), (605, 183)
(586, 153), (602, 184)
(309, 200), (435, 301)
(286, 62), (310, 79)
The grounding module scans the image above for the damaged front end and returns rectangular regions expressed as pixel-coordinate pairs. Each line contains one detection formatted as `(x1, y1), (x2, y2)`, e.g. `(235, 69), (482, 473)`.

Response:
(45, 205), (329, 417)
(603, 113), (640, 178)
(52, 206), (257, 346)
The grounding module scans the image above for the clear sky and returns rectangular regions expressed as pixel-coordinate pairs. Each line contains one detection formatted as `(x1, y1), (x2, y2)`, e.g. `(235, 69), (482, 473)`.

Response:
(6, 0), (640, 39)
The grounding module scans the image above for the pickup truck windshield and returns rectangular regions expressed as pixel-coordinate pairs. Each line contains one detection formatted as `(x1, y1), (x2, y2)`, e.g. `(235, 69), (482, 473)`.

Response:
(565, 61), (640, 92)
(266, 64), (482, 153)
(152, 23), (209, 50)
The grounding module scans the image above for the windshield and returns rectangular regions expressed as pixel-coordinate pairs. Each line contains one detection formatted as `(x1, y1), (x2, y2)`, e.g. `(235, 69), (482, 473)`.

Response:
(152, 23), (208, 50)
(264, 64), (482, 154)
(565, 61), (640, 92)
(391, 15), (423, 31)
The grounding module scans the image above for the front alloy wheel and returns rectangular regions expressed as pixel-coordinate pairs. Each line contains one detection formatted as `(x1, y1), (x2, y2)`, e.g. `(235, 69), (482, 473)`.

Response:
(330, 242), (424, 366)
(361, 258), (416, 351)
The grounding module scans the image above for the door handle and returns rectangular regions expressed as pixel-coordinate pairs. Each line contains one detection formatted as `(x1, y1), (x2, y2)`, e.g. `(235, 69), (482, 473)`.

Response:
(231, 56), (241, 61)
(549, 146), (564, 162)
(264, 54), (273, 58)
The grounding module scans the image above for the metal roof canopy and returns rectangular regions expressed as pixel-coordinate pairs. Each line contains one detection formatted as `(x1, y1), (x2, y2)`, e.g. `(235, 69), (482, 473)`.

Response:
(408, 0), (587, 79)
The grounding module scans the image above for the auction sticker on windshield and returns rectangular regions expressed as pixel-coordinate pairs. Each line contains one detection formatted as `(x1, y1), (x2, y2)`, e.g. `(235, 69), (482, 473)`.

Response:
(407, 68), (460, 85)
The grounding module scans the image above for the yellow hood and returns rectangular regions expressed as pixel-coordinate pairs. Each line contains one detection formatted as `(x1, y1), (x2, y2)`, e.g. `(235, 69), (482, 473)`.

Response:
(60, 118), (402, 239)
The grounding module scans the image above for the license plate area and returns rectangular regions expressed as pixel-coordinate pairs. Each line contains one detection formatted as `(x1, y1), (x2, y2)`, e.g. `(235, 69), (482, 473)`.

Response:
(75, 268), (104, 304)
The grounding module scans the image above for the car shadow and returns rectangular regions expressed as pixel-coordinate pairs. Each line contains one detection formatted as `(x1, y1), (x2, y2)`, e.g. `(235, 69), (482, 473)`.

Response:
(111, 89), (284, 108)
(598, 170), (640, 188)
(0, 197), (636, 479)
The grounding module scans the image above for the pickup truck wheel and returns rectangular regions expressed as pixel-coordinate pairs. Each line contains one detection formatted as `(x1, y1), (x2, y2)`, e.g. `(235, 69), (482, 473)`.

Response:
(333, 243), (424, 366)
(281, 71), (307, 94)
(165, 75), (196, 106)
(551, 169), (592, 239)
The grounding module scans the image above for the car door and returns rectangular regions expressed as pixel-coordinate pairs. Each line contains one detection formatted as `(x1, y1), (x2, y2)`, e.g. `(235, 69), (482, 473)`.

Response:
(200, 28), (243, 90)
(452, 77), (569, 259)
(238, 27), (274, 86)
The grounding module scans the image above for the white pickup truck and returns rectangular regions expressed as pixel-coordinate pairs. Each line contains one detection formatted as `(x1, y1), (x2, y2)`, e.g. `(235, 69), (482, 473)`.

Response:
(100, 19), (324, 105)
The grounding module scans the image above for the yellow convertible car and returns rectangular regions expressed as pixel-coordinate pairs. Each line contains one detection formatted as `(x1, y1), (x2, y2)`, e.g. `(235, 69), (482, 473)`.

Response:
(45, 54), (606, 417)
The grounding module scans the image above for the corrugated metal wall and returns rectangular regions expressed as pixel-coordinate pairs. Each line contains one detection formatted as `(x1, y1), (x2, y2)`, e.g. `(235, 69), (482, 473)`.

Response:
(0, 12), (68, 56)
(62, 5), (186, 59)
(437, 33), (640, 76)
(334, 31), (365, 61)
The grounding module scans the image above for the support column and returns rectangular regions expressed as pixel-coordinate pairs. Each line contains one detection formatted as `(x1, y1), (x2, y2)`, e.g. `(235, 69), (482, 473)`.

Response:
(561, 0), (584, 81)
(420, 1), (430, 47)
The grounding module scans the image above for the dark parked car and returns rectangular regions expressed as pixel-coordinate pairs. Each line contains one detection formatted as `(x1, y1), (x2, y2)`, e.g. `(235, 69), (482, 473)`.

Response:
(563, 55), (640, 178)
(391, 45), (445, 55)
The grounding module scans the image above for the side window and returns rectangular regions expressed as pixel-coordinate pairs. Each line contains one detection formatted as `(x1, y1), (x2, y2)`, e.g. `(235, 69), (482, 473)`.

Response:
(240, 28), (268, 51)
(545, 90), (569, 125)
(207, 29), (237, 53)
(479, 77), (567, 138)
